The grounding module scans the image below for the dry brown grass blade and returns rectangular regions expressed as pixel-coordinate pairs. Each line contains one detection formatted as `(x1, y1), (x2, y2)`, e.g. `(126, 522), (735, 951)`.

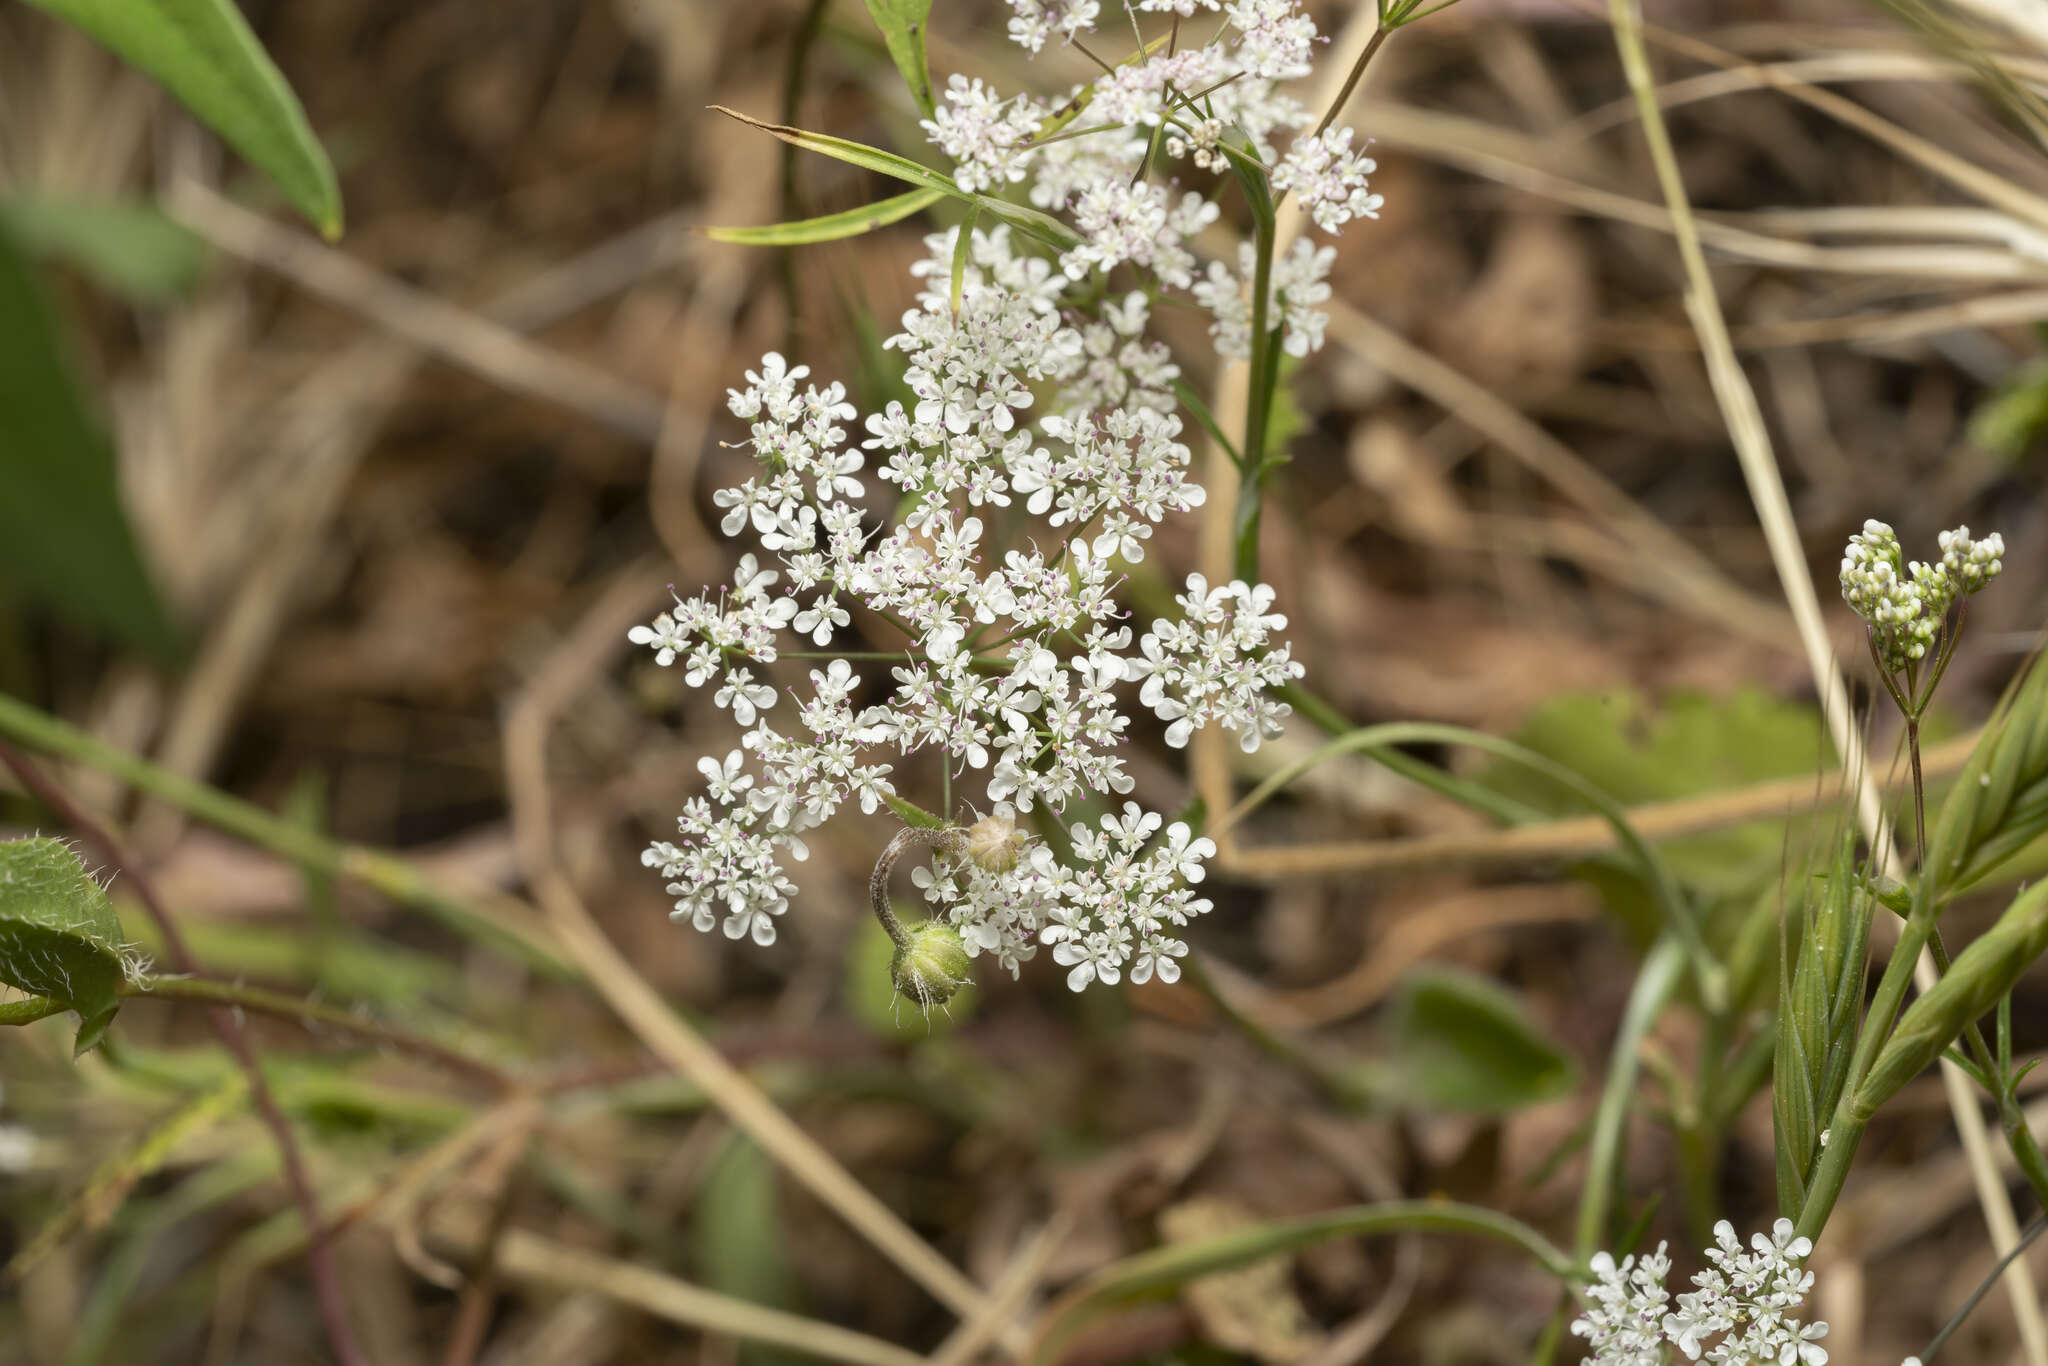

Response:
(137, 188), (697, 853)
(479, 1229), (928, 1366)
(1319, 298), (1796, 647)
(1354, 100), (2048, 280)
(500, 565), (1017, 1345)
(1606, 1), (2048, 235)
(1267, 886), (1595, 1031)
(1561, 49), (2048, 139)
(1728, 287), (2048, 346)
(165, 181), (667, 443)
(930, 1212), (1075, 1366)
(1604, 0), (2047, 1353)
(1213, 728), (1974, 881)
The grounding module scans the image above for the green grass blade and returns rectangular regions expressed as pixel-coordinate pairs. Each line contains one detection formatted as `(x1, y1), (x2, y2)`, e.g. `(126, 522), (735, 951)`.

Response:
(1030, 1200), (1574, 1366)
(710, 106), (1078, 251)
(22, 0), (341, 237)
(707, 187), (943, 246)
(862, 0), (936, 118)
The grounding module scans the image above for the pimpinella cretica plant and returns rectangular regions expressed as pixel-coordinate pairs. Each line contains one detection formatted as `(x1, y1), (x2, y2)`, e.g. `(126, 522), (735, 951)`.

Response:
(632, 0), (1459, 1002)
(1574, 519), (2048, 1366)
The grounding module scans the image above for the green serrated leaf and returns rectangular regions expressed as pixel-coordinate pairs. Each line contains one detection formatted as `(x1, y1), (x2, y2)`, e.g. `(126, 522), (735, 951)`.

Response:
(864, 0), (937, 118)
(710, 106), (1078, 251)
(22, 0), (341, 238)
(707, 187), (943, 247)
(1371, 967), (1576, 1113)
(0, 195), (207, 303)
(0, 226), (182, 658)
(0, 837), (131, 1054)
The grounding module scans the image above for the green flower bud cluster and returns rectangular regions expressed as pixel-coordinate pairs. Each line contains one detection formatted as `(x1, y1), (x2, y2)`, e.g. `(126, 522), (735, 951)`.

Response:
(1839, 520), (2003, 674)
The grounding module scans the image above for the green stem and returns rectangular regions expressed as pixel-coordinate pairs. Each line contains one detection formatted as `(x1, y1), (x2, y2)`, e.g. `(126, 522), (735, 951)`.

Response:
(1, 976), (508, 1086)
(134, 976), (509, 1087)
(0, 692), (565, 975)
(1675, 1009), (1728, 1247)
(1234, 209), (1278, 583)
(1921, 1216), (2048, 1362)
(1311, 24), (1391, 137)
(1575, 938), (1685, 1258)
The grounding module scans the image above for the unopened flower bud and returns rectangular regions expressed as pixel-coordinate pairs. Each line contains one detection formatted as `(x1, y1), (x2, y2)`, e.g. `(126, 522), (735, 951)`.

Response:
(965, 811), (1027, 873)
(892, 920), (971, 1011)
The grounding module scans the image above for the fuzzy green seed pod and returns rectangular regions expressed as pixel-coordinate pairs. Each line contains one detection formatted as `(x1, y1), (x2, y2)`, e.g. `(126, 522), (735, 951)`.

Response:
(891, 920), (972, 1011)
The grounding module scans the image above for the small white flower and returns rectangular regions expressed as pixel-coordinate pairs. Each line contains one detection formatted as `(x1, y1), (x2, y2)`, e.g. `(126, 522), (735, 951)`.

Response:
(1273, 126), (1384, 234)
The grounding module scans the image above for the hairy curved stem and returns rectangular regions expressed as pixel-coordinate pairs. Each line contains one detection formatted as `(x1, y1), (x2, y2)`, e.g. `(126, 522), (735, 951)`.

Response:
(869, 826), (965, 949)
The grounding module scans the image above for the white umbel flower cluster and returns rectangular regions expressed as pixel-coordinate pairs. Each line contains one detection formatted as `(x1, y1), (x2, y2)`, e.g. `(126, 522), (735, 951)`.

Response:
(1574, 1221), (1829, 1366)
(1839, 519), (2005, 673)
(962, 0), (1380, 363)
(634, 224), (1300, 986)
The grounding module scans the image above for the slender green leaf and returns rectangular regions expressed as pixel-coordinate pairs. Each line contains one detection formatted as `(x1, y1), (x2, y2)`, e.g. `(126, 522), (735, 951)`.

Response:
(706, 187), (943, 247)
(1170, 379), (1243, 468)
(1576, 938), (1683, 1257)
(0, 226), (181, 658)
(693, 1138), (806, 1366)
(0, 195), (206, 302)
(0, 837), (133, 1054)
(22, 0), (341, 237)
(863, 0), (937, 118)
(1029, 1200), (1574, 1366)
(882, 792), (949, 830)
(710, 106), (1078, 250)
(1369, 968), (1576, 1113)
(1859, 878), (2048, 1112)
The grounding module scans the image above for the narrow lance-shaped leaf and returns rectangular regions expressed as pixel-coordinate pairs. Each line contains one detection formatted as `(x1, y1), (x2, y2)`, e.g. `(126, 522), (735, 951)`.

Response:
(0, 226), (182, 658)
(1927, 652), (2048, 895)
(21, 0), (341, 237)
(706, 187), (943, 247)
(0, 194), (207, 303)
(1857, 877), (2048, 1115)
(0, 837), (133, 1054)
(710, 106), (1078, 251)
(864, 0), (937, 118)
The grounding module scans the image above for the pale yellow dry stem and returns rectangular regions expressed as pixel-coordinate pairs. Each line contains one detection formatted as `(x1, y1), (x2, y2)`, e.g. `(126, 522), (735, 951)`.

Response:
(1726, 287), (2048, 346)
(1610, 11), (2048, 237)
(1562, 49), (2048, 139)
(500, 567), (1018, 1346)
(428, 1217), (928, 1366)
(1215, 726), (1977, 881)
(1355, 101), (2048, 280)
(1605, 1), (2046, 1355)
(928, 1212), (1075, 1366)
